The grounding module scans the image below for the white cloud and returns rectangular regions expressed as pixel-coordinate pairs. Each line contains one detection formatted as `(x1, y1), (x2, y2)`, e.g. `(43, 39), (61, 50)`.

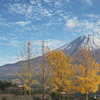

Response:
(55, 1), (63, 7)
(0, 56), (17, 66)
(66, 19), (76, 28)
(0, 21), (11, 27)
(27, 6), (33, 13)
(0, 40), (20, 47)
(85, 14), (100, 18)
(93, 28), (100, 32)
(82, 0), (93, 6)
(6, 1), (72, 22)
(33, 39), (65, 49)
(41, 9), (52, 17)
(66, 0), (70, 3)
(0, 18), (5, 21)
(9, 40), (20, 46)
(30, 39), (65, 57)
(0, 35), (21, 47)
(15, 21), (31, 26)
(67, 17), (100, 37)
(43, 0), (52, 2)
(86, 0), (92, 6)
(8, 3), (26, 14)
(0, 37), (8, 41)
(79, 21), (94, 29)
(30, 0), (36, 4)
(0, 15), (5, 20)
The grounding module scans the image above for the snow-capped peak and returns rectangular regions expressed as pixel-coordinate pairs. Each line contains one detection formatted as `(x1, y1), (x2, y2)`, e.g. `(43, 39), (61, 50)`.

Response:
(61, 35), (100, 55)
(77, 35), (100, 50)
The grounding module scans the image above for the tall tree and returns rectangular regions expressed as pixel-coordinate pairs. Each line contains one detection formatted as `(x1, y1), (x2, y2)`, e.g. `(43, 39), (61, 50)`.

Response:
(74, 47), (100, 100)
(47, 50), (75, 100)
(16, 42), (38, 99)
(38, 41), (50, 100)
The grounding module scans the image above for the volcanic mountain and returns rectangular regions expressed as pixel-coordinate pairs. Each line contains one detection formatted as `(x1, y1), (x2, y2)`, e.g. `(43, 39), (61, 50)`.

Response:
(60, 35), (100, 55)
(1, 35), (100, 81)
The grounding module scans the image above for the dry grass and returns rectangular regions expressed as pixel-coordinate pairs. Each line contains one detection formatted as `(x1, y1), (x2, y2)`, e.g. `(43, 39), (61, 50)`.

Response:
(0, 94), (33, 100)
(0, 94), (52, 100)
(0, 94), (90, 100)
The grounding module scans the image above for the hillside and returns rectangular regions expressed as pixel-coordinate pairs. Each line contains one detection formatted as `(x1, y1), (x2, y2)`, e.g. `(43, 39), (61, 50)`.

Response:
(1, 35), (100, 81)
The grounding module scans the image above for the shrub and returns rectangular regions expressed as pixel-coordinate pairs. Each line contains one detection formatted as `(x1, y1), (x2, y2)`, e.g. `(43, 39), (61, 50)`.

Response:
(5, 87), (22, 95)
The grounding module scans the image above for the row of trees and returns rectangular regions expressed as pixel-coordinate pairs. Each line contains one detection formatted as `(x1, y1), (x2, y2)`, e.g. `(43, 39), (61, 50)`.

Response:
(0, 80), (18, 94)
(16, 42), (100, 100)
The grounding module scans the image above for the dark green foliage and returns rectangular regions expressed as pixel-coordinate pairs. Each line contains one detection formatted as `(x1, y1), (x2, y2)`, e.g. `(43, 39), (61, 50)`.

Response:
(0, 80), (18, 93)
(51, 92), (58, 100)
(0, 89), (3, 94)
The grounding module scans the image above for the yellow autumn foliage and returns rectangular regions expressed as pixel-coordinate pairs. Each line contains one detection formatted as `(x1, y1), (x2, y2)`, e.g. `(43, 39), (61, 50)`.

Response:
(75, 47), (100, 94)
(16, 42), (38, 95)
(47, 50), (75, 94)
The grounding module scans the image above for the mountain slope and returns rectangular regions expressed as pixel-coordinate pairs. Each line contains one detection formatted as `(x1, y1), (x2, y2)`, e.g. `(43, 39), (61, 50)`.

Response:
(1, 35), (100, 81)
(60, 35), (100, 55)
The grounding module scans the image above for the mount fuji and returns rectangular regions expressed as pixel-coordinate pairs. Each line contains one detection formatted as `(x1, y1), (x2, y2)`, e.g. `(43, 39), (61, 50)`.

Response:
(1, 35), (100, 81)
(60, 35), (100, 55)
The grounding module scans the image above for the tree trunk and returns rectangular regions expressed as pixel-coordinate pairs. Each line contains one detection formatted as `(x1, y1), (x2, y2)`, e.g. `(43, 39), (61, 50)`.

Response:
(58, 93), (61, 100)
(42, 41), (45, 100)
(29, 90), (32, 100)
(67, 94), (70, 100)
(42, 67), (45, 100)
(43, 92), (45, 100)
(85, 93), (88, 100)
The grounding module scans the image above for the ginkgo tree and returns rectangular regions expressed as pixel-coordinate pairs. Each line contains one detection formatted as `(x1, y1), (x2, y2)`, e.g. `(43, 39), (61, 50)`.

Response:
(16, 42), (38, 99)
(47, 50), (75, 100)
(38, 41), (50, 100)
(74, 47), (100, 100)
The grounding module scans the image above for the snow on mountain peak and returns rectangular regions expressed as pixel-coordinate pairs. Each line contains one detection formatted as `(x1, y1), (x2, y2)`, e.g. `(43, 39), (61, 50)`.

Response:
(61, 35), (100, 55)
(78, 35), (100, 50)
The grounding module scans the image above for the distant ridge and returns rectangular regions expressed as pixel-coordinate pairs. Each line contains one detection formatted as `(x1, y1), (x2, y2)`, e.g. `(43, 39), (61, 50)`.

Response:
(1, 35), (100, 81)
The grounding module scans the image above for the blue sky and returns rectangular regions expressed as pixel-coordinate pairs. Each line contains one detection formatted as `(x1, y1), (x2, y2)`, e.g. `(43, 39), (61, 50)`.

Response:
(0, 0), (100, 65)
